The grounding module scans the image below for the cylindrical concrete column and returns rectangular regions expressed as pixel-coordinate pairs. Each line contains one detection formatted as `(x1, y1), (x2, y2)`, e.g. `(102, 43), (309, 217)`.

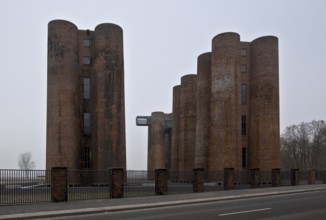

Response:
(171, 86), (181, 175)
(155, 169), (168, 195)
(147, 124), (151, 171)
(179, 74), (197, 181)
(210, 33), (241, 172)
(93, 23), (126, 171)
(164, 113), (173, 172)
(195, 52), (211, 171)
(51, 167), (68, 202)
(249, 36), (280, 171)
(272, 168), (281, 187)
(250, 168), (260, 188)
(291, 169), (299, 186)
(224, 168), (234, 190)
(150, 112), (166, 170)
(46, 20), (80, 170)
(193, 168), (205, 193)
(171, 86), (181, 181)
(308, 169), (316, 185)
(147, 125), (154, 179)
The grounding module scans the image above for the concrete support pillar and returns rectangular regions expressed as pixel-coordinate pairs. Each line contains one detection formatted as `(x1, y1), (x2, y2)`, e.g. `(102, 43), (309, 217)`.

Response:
(93, 24), (126, 171)
(291, 169), (299, 186)
(110, 168), (124, 199)
(250, 168), (260, 188)
(323, 170), (326, 184)
(224, 168), (234, 190)
(179, 74), (197, 181)
(195, 53), (211, 171)
(171, 85), (181, 181)
(193, 168), (205, 193)
(155, 169), (168, 195)
(150, 112), (166, 170)
(249, 36), (280, 171)
(147, 126), (154, 180)
(210, 33), (241, 171)
(47, 21), (80, 171)
(164, 113), (173, 172)
(51, 167), (67, 202)
(308, 169), (315, 185)
(272, 168), (281, 187)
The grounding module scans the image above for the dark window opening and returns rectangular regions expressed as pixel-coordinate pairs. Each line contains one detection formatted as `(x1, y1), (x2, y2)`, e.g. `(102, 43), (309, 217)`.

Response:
(83, 78), (90, 99)
(84, 147), (91, 169)
(241, 115), (246, 136)
(242, 147), (246, 168)
(83, 112), (91, 135)
(241, 83), (247, 105)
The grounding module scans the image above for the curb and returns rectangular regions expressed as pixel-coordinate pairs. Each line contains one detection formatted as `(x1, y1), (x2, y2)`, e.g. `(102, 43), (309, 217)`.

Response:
(1, 187), (326, 219)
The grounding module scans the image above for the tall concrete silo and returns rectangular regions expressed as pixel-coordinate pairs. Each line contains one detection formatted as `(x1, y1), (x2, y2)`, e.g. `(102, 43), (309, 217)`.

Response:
(92, 23), (126, 171)
(171, 85), (181, 172)
(209, 33), (242, 171)
(46, 20), (80, 170)
(194, 52), (211, 170)
(179, 74), (197, 177)
(249, 36), (280, 170)
(149, 112), (166, 170)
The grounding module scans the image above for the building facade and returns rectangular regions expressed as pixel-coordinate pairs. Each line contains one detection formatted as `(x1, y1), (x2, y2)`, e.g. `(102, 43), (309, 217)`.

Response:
(46, 20), (126, 171)
(138, 32), (280, 175)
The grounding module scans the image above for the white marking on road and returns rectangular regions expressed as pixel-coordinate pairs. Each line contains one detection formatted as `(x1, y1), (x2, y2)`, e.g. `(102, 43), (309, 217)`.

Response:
(219, 208), (272, 216)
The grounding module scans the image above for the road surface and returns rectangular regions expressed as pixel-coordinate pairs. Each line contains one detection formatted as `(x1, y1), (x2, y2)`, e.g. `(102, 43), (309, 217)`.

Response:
(48, 190), (326, 220)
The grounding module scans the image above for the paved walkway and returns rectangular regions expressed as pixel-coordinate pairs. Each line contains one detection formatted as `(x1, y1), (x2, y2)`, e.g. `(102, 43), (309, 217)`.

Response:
(1, 184), (326, 219)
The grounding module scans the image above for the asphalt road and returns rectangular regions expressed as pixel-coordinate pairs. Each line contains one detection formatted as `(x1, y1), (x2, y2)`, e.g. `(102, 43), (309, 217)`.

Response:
(48, 190), (326, 220)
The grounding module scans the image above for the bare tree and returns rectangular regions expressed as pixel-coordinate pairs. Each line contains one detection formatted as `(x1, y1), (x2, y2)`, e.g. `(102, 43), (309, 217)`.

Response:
(18, 152), (36, 171)
(281, 120), (326, 170)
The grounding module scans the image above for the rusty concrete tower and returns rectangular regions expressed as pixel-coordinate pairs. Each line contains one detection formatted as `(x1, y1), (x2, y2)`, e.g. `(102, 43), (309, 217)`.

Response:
(135, 113), (172, 172)
(209, 33), (242, 171)
(208, 32), (280, 172)
(149, 112), (167, 170)
(248, 36), (280, 171)
(194, 53), (211, 171)
(137, 32), (280, 175)
(170, 85), (181, 172)
(46, 20), (126, 171)
(179, 74), (197, 175)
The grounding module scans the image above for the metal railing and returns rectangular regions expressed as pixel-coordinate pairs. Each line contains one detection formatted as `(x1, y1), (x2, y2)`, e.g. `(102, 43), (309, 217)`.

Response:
(168, 171), (193, 194)
(0, 169), (51, 205)
(124, 171), (156, 198)
(280, 170), (292, 186)
(1, 169), (325, 205)
(67, 170), (111, 201)
(316, 170), (325, 183)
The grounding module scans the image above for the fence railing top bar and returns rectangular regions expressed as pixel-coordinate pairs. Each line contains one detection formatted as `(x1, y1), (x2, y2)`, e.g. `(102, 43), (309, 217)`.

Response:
(0, 169), (50, 172)
(1, 169), (326, 173)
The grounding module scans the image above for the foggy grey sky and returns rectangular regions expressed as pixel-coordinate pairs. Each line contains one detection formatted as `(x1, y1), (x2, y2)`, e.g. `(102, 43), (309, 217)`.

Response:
(0, 0), (325, 170)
